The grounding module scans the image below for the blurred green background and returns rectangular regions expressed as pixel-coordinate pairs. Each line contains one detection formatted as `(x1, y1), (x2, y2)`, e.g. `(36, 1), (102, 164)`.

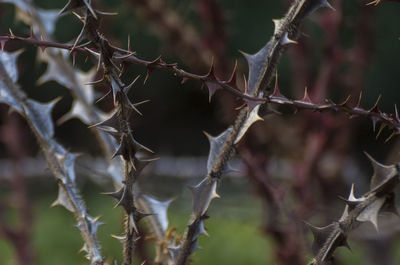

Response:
(0, 176), (274, 265)
(1, 175), (388, 265)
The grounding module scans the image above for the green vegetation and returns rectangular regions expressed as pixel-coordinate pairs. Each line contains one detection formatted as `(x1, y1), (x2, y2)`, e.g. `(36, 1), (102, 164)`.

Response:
(1, 178), (391, 265)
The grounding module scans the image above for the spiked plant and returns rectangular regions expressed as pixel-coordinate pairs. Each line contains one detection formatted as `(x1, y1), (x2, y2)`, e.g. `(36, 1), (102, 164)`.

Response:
(0, 0), (400, 265)
(368, 0), (400, 4)
(0, 49), (104, 264)
(307, 155), (400, 265)
(1, 0), (175, 264)
(174, 1), (341, 264)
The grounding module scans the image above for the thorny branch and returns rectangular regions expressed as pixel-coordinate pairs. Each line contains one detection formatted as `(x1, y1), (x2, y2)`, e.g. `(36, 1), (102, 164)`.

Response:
(308, 156), (400, 265)
(0, 0), (400, 265)
(1, 34), (399, 140)
(1, 34), (399, 142)
(0, 50), (104, 264)
(175, 0), (336, 264)
(56, 3), (156, 265)
(267, 86), (400, 141)
(244, 2), (374, 263)
(2, 0), (176, 263)
(0, 33), (263, 103)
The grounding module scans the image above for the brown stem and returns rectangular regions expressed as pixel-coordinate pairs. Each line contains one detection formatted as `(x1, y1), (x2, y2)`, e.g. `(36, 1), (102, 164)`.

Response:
(0, 34), (263, 104)
(0, 110), (35, 265)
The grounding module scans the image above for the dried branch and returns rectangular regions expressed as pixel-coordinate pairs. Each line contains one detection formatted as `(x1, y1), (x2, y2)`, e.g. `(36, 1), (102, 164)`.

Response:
(367, 0), (400, 5)
(0, 50), (104, 264)
(3, 30), (399, 142)
(175, 1), (335, 264)
(267, 85), (400, 141)
(54, 1), (177, 263)
(1, 1), (176, 264)
(307, 155), (400, 265)
(1, 1), (399, 265)
(0, 33), (263, 104)
(2, 0), (121, 181)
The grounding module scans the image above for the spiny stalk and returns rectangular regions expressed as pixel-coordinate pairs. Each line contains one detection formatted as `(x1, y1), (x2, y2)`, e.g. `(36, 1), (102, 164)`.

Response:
(176, 1), (335, 264)
(1, 1), (399, 264)
(307, 155), (400, 265)
(0, 33), (263, 104)
(2, 0), (120, 176)
(268, 80), (400, 141)
(1, 0), (173, 264)
(56, 1), (171, 264)
(0, 49), (104, 265)
(2, 30), (399, 142)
